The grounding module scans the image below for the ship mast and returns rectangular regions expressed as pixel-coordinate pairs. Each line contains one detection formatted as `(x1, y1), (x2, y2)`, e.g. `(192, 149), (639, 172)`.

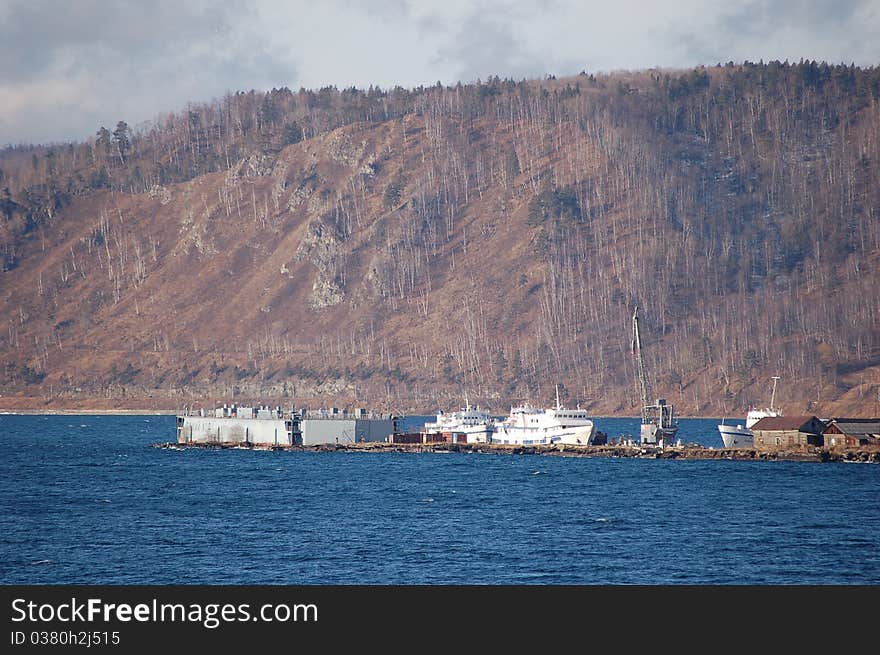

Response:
(631, 306), (650, 417)
(770, 376), (780, 411)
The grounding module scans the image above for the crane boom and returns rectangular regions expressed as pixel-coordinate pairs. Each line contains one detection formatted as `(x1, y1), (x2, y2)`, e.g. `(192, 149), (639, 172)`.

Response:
(631, 306), (650, 413)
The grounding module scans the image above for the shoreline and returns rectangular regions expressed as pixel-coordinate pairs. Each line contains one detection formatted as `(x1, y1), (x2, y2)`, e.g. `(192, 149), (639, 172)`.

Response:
(152, 441), (880, 464)
(0, 404), (875, 421)
(1, 408), (813, 421)
(0, 409), (176, 415)
(0, 408), (723, 419)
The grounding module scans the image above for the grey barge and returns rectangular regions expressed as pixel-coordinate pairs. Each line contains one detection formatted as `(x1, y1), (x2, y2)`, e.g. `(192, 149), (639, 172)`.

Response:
(176, 404), (402, 447)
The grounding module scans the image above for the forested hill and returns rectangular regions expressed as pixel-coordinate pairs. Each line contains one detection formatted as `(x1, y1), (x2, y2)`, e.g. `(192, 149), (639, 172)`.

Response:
(1, 61), (879, 416)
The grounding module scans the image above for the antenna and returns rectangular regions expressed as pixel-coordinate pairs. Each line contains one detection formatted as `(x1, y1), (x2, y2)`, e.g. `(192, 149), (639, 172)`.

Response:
(555, 384), (561, 410)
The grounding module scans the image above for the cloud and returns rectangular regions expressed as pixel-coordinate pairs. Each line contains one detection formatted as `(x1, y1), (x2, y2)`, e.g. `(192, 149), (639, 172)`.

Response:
(437, 9), (544, 83)
(670, 0), (880, 66)
(0, 1), (230, 82)
(0, 74), (103, 146)
(0, 0), (296, 144)
(1, 0), (877, 145)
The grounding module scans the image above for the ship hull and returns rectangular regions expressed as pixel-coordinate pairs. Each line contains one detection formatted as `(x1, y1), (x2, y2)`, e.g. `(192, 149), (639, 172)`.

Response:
(640, 423), (679, 446)
(491, 423), (596, 446)
(718, 424), (754, 448)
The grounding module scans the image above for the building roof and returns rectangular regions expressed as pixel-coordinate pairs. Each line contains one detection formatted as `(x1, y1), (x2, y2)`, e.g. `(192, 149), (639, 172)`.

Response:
(827, 421), (880, 436)
(750, 416), (823, 431)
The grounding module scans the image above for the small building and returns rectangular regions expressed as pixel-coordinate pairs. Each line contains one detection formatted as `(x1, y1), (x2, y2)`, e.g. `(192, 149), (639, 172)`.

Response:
(822, 419), (880, 448)
(389, 432), (425, 444)
(751, 415), (826, 448)
(389, 432), (452, 444)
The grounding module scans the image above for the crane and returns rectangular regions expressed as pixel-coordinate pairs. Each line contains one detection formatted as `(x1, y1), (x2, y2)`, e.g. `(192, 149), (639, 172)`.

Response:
(631, 306), (679, 446)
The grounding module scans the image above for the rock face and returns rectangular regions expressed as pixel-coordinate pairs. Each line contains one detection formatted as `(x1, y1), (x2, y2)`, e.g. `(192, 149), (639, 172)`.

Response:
(296, 219), (345, 308)
(148, 185), (172, 205)
(234, 153), (276, 177)
(308, 278), (344, 309)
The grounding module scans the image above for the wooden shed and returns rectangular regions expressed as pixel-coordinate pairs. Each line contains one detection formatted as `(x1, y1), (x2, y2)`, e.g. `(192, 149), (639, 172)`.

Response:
(822, 419), (880, 448)
(751, 416), (826, 448)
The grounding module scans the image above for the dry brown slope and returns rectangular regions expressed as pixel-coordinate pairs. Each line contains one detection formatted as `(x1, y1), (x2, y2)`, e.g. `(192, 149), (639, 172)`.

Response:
(2, 107), (879, 417)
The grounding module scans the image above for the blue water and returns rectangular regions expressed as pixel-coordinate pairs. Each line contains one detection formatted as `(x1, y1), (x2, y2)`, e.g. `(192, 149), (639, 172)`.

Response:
(1, 414), (878, 584)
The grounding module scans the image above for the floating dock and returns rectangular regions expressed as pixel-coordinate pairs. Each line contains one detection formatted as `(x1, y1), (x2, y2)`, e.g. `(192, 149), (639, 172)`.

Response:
(176, 404), (402, 447)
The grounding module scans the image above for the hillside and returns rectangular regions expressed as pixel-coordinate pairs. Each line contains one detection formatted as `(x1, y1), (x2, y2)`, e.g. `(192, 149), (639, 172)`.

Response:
(2, 61), (879, 417)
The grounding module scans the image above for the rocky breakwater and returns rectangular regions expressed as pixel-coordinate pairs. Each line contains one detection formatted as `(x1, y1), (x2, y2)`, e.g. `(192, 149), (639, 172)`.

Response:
(153, 441), (880, 462)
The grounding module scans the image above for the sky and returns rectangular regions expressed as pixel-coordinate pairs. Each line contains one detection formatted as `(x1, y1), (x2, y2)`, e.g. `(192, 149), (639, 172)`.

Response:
(1, 0), (878, 145)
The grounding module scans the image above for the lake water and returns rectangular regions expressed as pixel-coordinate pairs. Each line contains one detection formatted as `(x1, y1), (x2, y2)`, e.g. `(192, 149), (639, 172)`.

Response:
(1, 414), (878, 584)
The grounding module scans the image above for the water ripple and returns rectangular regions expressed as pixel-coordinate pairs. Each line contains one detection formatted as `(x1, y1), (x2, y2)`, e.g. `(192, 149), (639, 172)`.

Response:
(1, 415), (879, 584)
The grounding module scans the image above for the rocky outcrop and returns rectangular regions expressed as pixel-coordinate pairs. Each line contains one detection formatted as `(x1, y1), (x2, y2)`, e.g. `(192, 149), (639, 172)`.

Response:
(147, 184), (172, 204)
(295, 219), (345, 308)
(231, 153), (276, 178)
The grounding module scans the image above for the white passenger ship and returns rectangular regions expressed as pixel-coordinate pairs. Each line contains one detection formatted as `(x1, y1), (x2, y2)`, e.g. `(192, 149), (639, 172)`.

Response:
(718, 376), (783, 448)
(491, 388), (596, 446)
(422, 404), (495, 444)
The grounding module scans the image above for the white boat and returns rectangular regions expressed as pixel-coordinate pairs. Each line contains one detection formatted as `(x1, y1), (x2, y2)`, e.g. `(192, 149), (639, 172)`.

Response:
(422, 404), (495, 444)
(491, 387), (596, 446)
(718, 376), (783, 448)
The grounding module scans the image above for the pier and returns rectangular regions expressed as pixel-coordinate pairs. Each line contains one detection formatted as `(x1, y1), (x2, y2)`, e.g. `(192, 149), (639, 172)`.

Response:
(153, 440), (880, 463)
